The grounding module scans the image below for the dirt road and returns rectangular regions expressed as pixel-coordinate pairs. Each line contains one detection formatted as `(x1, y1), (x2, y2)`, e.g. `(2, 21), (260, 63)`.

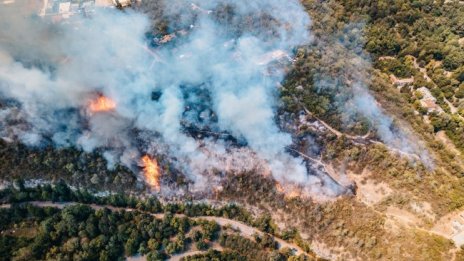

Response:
(2, 201), (309, 259)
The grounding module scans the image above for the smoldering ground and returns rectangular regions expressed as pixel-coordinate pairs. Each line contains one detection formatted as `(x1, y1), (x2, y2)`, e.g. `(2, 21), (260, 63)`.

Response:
(0, 1), (430, 199)
(0, 0), (345, 198)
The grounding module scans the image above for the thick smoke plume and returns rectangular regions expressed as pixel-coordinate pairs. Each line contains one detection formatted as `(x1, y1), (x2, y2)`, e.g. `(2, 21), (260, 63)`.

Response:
(0, 1), (346, 197)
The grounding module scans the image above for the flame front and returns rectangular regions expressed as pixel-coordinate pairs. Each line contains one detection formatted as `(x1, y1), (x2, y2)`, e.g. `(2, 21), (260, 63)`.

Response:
(88, 96), (116, 113)
(275, 182), (302, 199)
(141, 155), (161, 191)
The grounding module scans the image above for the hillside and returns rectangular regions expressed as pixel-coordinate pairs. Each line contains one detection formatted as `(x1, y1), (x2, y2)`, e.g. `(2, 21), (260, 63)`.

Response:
(1, 0), (464, 260)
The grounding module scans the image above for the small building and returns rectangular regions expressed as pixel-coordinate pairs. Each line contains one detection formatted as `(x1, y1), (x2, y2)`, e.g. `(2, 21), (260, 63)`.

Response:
(417, 87), (443, 113)
(39, 0), (140, 18)
(390, 74), (414, 88)
(257, 50), (291, 66)
(95, 0), (113, 6)
(58, 1), (71, 18)
(159, 33), (176, 44)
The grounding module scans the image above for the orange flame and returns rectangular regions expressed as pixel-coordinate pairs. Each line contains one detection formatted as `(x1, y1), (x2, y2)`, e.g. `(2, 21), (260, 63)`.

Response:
(275, 182), (302, 199)
(275, 182), (285, 193)
(88, 96), (116, 113)
(286, 189), (302, 199)
(141, 155), (161, 191)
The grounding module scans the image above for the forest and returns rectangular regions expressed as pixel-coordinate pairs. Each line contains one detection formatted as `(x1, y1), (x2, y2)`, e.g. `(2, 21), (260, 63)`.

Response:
(1, 0), (464, 260)
(0, 182), (318, 261)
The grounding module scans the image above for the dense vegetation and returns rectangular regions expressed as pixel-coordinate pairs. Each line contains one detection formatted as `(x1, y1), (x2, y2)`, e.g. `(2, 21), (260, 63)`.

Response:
(2, 0), (464, 260)
(0, 140), (139, 193)
(0, 182), (319, 260)
(284, 0), (464, 150)
(0, 180), (269, 230)
(0, 203), (218, 261)
(0, 202), (313, 261)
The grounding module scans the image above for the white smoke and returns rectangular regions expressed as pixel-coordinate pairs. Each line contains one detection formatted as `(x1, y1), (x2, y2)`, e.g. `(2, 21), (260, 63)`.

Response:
(0, 1), (345, 196)
(314, 23), (432, 167)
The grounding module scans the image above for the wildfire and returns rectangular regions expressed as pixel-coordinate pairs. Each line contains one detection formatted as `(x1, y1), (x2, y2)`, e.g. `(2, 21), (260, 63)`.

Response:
(88, 95), (116, 113)
(141, 155), (161, 191)
(275, 182), (285, 193)
(275, 182), (302, 199)
(286, 189), (302, 199)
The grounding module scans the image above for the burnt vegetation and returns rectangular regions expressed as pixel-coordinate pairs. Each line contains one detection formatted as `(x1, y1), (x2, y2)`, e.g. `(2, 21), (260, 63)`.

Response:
(1, 0), (464, 260)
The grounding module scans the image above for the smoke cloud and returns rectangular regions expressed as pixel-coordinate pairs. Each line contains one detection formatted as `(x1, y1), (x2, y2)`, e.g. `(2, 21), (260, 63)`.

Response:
(0, 1), (347, 197)
(314, 23), (432, 167)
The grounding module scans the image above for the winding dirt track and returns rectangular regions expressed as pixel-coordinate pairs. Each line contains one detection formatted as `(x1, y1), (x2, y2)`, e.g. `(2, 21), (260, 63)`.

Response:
(1, 201), (308, 259)
(298, 99), (425, 161)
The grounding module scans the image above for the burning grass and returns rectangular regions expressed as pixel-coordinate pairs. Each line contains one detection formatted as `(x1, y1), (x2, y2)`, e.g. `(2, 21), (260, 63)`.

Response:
(141, 155), (161, 191)
(88, 95), (116, 113)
